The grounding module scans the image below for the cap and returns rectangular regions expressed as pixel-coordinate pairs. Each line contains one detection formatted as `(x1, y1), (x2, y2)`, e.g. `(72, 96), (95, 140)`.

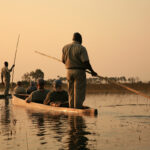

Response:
(53, 80), (62, 88)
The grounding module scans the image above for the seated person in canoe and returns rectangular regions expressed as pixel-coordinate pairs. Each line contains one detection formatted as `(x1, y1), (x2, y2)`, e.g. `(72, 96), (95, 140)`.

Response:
(44, 80), (68, 107)
(26, 78), (49, 104)
(14, 81), (26, 94)
(26, 81), (37, 94)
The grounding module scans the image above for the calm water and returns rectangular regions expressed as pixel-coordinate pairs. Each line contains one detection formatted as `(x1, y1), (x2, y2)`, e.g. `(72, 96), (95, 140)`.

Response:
(0, 93), (150, 150)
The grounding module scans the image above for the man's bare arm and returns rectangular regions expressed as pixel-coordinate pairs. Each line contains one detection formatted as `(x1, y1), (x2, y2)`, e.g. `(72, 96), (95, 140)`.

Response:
(83, 61), (97, 76)
(9, 64), (15, 72)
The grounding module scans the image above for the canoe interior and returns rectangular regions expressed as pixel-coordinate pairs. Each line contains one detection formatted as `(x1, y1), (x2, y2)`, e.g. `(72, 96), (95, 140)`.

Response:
(12, 95), (98, 116)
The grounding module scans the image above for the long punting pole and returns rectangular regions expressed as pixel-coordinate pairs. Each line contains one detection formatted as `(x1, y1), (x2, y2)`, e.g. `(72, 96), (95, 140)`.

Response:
(35, 50), (150, 100)
(35, 50), (62, 62)
(11, 34), (20, 84)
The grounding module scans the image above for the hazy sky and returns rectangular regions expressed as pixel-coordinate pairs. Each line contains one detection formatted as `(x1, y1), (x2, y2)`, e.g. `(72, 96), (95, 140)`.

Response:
(0, 0), (150, 81)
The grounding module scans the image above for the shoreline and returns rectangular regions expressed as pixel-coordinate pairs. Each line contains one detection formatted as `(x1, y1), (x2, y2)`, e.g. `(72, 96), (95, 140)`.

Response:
(0, 82), (150, 94)
(86, 83), (150, 94)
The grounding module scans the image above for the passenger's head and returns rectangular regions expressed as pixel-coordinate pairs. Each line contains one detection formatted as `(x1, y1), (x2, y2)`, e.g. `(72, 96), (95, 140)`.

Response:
(4, 61), (8, 67)
(53, 80), (62, 91)
(30, 81), (35, 87)
(17, 81), (22, 86)
(73, 32), (82, 44)
(37, 78), (45, 90)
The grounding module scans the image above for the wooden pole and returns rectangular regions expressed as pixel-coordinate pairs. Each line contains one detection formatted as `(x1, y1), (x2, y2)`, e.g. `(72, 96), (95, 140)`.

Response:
(35, 50), (62, 62)
(35, 50), (150, 100)
(11, 34), (20, 84)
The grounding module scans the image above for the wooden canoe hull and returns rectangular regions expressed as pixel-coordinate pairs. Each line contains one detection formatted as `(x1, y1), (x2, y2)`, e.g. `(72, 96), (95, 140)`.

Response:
(12, 95), (98, 116)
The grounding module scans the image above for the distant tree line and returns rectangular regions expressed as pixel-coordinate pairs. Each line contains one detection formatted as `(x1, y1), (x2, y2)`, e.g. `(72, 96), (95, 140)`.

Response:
(21, 69), (145, 84)
(87, 76), (141, 84)
(22, 69), (44, 82)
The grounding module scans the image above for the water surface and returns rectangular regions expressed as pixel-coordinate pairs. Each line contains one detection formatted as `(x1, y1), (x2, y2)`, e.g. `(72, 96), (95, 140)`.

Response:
(0, 93), (150, 150)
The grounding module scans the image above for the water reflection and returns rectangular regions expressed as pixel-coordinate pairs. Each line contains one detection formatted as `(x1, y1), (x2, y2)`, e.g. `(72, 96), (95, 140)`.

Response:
(26, 109), (91, 150)
(1, 98), (10, 125)
(27, 111), (47, 145)
(0, 98), (11, 138)
(1, 93), (150, 150)
(67, 115), (90, 150)
(46, 113), (68, 143)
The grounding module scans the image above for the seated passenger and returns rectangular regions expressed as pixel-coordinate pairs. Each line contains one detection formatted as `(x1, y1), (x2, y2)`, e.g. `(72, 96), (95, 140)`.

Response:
(44, 80), (68, 107)
(26, 78), (49, 104)
(14, 81), (26, 94)
(26, 81), (37, 94)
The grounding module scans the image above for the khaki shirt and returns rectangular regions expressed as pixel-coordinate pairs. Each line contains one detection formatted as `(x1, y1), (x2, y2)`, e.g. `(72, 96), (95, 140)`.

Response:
(1, 66), (11, 82)
(62, 41), (89, 69)
(14, 86), (26, 94)
(26, 89), (49, 104)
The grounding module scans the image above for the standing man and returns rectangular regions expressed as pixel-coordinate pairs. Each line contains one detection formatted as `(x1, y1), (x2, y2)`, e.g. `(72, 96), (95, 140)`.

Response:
(62, 32), (97, 108)
(1, 61), (15, 97)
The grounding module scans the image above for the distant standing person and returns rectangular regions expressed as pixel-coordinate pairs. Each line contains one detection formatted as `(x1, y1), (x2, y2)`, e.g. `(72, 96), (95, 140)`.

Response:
(1, 61), (15, 97)
(62, 32), (97, 108)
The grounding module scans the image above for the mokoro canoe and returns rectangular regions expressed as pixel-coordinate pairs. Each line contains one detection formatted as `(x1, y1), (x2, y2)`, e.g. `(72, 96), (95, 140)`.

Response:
(12, 95), (98, 116)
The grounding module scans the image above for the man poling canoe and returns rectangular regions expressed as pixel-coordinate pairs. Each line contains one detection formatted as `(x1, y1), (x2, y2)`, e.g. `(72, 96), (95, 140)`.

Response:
(1, 61), (15, 97)
(62, 32), (97, 109)
(35, 34), (150, 105)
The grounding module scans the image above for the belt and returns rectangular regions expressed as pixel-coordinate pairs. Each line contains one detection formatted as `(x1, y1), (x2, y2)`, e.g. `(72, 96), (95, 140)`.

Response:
(67, 67), (85, 70)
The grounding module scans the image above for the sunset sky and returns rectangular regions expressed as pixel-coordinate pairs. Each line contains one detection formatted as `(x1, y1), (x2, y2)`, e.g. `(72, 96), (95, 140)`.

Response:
(0, 0), (150, 81)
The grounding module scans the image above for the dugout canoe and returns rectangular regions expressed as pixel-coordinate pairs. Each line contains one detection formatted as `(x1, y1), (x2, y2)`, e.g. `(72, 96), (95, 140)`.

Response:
(12, 95), (98, 116)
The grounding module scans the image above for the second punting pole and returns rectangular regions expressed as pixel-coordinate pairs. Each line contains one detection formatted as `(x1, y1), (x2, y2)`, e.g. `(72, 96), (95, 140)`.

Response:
(11, 34), (20, 84)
